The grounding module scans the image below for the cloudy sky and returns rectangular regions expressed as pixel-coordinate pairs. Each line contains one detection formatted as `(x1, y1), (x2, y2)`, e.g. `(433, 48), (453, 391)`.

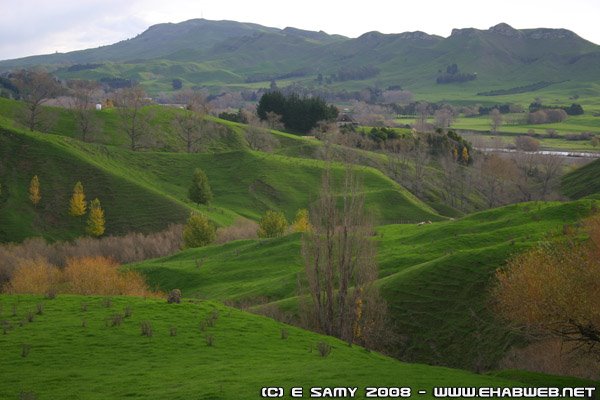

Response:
(1, 0), (599, 60)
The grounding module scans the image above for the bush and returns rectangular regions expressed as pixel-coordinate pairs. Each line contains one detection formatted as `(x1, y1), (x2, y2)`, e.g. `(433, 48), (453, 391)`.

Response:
(21, 343), (31, 358)
(6, 257), (154, 297)
(169, 326), (177, 336)
(257, 211), (288, 238)
(215, 218), (258, 244)
(205, 334), (214, 346)
(183, 212), (216, 248)
(167, 289), (182, 304)
(140, 321), (153, 337)
(514, 136), (540, 152)
(317, 341), (332, 357)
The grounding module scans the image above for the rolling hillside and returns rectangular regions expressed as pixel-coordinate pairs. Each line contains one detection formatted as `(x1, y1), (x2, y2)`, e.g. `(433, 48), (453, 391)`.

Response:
(130, 199), (598, 369)
(0, 105), (439, 242)
(1, 19), (599, 94)
(561, 158), (600, 199)
(1, 294), (569, 400)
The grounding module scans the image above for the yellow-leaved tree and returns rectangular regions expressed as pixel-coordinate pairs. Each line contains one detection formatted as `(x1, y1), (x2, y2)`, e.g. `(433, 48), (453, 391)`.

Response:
(29, 175), (41, 207)
(69, 181), (87, 217)
(86, 198), (105, 237)
(292, 209), (311, 233)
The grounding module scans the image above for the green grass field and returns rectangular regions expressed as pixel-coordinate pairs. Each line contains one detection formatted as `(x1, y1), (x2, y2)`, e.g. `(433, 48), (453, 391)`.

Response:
(130, 199), (598, 369)
(562, 158), (600, 199)
(0, 294), (539, 400)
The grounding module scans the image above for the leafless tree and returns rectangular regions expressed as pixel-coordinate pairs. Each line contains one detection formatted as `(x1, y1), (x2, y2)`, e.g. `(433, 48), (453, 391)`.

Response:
(474, 154), (518, 208)
(302, 164), (386, 347)
(245, 126), (280, 152)
(434, 106), (454, 132)
(513, 152), (539, 202)
(174, 89), (210, 114)
(68, 79), (103, 142)
(490, 109), (503, 134)
(414, 102), (431, 132)
(409, 138), (430, 197)
(172, 111), (205, 153)
(115, 85), (153, 151)
(538, 154), (563, 199)
(11, 69), (62, 131)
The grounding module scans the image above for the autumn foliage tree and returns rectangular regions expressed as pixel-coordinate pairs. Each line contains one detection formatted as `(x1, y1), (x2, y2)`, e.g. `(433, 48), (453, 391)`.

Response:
(28, 175), (41, 207)
(69, 181), (87, 217)
(86, 198), (105, 237)
(292, 209), (311, 233)
(493, 214), (600, 356)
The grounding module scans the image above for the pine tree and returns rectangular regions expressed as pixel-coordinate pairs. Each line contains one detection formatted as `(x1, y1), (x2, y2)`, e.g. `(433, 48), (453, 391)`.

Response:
(86, 198), (105, 237)
(29, 175), (41, 207)
(69, 181), (87, 217)
(188, 168), (213, 205)
(183, 212), (216, 248)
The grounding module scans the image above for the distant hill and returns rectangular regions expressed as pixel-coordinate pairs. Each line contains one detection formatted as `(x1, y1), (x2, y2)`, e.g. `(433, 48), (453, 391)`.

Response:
(1, 19), (599, 93)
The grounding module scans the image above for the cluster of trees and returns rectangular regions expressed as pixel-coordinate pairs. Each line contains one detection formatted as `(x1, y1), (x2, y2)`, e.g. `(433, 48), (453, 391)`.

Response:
(256, 91), (338, 133)
(527, 108), (568, 124)
(529, 101), (584, 116)
(27, 176), (105, 237)
(436, 64), (477, 84)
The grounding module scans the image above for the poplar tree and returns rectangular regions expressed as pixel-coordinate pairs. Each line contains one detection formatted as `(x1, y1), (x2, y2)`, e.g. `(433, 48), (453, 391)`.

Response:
(86, 198), (105, 237)
(29, 175), (41, 207)
(69, 181), (87, 217)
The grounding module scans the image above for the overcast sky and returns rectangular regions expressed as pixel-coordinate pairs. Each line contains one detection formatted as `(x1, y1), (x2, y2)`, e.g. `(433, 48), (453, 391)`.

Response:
(1, 0), (599, 60)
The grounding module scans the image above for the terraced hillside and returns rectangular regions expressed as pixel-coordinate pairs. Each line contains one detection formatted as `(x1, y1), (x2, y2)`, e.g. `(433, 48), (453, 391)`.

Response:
(131, 199), (598, 369)
(3, 294), (592, 400)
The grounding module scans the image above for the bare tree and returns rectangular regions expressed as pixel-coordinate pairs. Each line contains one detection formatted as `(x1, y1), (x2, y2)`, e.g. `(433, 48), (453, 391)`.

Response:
(475, 154), (518, 208)
(245, 126), (280, 152)
(68, 80), (102, 142)
(409, 138), (430, 197)
(538, 154), (563, 199)
(434, 106), (454, 132)
(11, 69), (62, 131)
(302, 164), (386, 347)
(115, 86), (153, 151)
(414, 102), (431, 132)
(174, 89), (210, 114)
(172, 112), (205, 153)
(490, 109), (503, 134)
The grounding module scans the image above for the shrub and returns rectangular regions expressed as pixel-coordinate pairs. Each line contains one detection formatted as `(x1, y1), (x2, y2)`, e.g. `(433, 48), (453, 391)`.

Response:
(205, 334), (214, 346)
(35, 303), (43, 315)
(167, 289), (182, 304)
(2, 320), (11, 334)
(183, 212), (216, 248)
(257, 211), (288, 238)
(26, 311), (34, 323)
(6, 258), (62, 295)
(291, 209), (311, 233)
(215, 218), (258, 244)
(21, 343), (31, 358)
(140, 321), (153, 337)
(169, 326), (177, 336)
(514, 136), (540, 152)
(109, 314), (123, 327)
(317, 341), (332, 357)
(123, 305), (132, 318)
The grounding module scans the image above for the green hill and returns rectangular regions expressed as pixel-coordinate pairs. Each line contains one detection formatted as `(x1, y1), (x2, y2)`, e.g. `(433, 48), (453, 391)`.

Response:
(1, 20), (599, 95)
(0, 294), (549, 400)
(130, 199), (597, 369)
(0, 108), (438, 242)
(561, 158), (600, 199)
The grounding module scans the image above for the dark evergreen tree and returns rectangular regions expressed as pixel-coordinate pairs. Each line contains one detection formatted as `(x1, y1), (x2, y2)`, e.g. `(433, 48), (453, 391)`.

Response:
(188, 168), (213, 205)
